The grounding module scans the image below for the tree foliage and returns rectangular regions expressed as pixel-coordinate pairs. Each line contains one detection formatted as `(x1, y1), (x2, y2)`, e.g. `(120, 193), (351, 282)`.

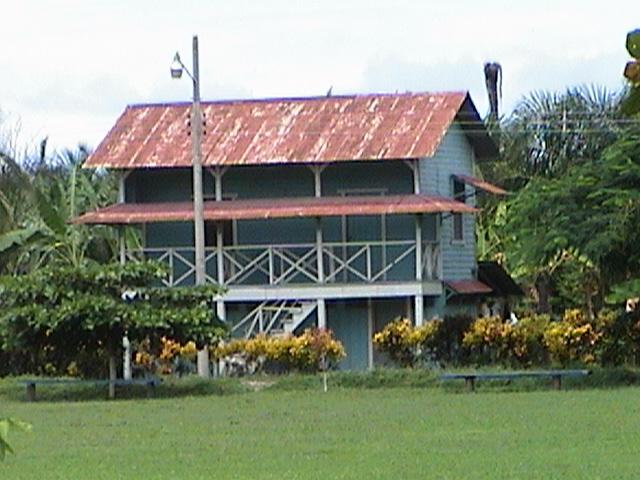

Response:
(0, 262), (226, 376)
(504, 129), (640, 314)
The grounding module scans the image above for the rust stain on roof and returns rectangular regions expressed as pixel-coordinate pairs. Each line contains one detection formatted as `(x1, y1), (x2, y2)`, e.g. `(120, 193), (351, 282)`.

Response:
(85, 92), (477, 169)
(72, 194), (477, 224)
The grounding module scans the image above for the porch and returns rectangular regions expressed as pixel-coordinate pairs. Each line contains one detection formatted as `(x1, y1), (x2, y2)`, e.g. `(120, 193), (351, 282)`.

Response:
(124, 239), (441, 289)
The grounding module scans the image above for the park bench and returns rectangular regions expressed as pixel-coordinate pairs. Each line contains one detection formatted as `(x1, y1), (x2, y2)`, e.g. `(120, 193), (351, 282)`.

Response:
(440, 369), (591, 392)
(18, 377), (161, 401)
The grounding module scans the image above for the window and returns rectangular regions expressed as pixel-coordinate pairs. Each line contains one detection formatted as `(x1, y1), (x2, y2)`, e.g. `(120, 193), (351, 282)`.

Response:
(452, 179), (465, 242)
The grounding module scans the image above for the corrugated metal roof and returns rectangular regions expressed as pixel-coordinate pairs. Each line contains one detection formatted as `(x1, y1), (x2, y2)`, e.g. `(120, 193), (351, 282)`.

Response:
(72, 194), (477, 224)
(84, 91), (496, 169)
(454, 174), (507, 195)
(445, 279), (493, 295)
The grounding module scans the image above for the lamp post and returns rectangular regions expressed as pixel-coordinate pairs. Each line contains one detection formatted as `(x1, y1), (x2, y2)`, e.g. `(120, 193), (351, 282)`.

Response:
(171, 36), (209, 378)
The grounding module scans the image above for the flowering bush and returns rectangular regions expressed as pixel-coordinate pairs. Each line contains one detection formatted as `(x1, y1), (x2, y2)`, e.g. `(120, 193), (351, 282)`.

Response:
(542, 310), (603, 365)
(462, 315), (551, 366)
(372, 317), (442, 367)
(508, 314), (551, 365)
(134, 336), (198, 375)
(462, 317), (512, 364)
(212, 328), (345, 374)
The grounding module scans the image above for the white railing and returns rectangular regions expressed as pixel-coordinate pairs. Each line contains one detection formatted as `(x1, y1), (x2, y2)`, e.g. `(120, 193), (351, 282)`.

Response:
(127, 240), (440, 287)
(223, 244), (319, 285)
(125, 247), (218, 287)
(322, 240), (416, 283)
(231, 300), (318, 338)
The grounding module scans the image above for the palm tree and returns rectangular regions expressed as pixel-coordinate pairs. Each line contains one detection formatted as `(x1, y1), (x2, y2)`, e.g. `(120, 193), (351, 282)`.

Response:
(488, 85), (623, 186)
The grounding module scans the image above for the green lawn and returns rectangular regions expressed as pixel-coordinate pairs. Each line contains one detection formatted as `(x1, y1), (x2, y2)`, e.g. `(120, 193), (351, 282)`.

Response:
(2, 381), (640, 479)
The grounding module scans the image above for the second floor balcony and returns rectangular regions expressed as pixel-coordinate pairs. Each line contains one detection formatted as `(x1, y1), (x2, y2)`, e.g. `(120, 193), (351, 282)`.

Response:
(124, 239), (442, 288)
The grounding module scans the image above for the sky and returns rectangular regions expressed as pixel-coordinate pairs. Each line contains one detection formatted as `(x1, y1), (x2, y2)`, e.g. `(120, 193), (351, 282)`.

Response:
(0, 0), (636, 154)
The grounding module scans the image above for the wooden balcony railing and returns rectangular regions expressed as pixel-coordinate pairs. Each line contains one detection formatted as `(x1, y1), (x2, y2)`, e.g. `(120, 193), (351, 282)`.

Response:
(126, 240), (440, 288)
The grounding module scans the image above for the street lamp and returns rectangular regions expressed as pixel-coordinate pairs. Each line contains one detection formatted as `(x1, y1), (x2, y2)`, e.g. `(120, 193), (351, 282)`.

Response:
(172, 35), (208, 377)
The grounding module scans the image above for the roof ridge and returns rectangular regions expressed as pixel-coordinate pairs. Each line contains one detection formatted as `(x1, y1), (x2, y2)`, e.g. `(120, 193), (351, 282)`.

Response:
(126, 90), (468, 109)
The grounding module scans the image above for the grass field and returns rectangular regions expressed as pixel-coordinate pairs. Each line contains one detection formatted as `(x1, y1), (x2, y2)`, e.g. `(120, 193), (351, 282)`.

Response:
(2, 376), (640, 479)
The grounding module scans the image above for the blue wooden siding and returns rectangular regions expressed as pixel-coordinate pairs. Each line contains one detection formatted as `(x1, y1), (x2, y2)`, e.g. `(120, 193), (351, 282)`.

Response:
(419, 122), (476, 281)
(327, 300), (369, 371)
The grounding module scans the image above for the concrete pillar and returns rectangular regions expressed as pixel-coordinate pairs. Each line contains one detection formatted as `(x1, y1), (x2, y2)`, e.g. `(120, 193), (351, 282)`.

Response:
(367, 299), (374, 369)
(317, 298), (327, 330)
(196, 349), (210, 378)
(414, 295), (424, 327)
(122, 336), (132, 380)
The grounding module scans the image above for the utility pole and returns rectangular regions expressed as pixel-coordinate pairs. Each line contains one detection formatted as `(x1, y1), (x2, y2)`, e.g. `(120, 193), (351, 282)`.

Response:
(172, 35), (209, 378)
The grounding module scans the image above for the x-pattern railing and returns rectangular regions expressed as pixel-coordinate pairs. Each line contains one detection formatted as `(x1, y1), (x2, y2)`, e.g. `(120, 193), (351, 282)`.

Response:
(128, 240), (441, 287)
(223, 244), (318, 285)
(126, 247), (217, 287)
(323, 240), (417, 283)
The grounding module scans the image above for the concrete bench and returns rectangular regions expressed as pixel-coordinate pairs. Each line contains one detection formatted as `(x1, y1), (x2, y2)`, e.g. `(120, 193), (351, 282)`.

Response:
(18, 377), (161, 401)
(441, 369), (591, 392)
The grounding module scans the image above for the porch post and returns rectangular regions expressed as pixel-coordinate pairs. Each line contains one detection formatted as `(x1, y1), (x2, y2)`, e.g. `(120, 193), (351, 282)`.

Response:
(367, 298), (374, 370)
(117, 171), (129, 265)
(213, 167), (226, 323)
(414, 213), (424, 326)
(118, 171), (132, 380)
(316, 217), (326, 329)
(311, 166), (327, 330)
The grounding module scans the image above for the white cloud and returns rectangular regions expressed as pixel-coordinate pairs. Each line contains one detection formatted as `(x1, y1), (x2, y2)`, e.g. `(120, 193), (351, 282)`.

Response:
(0, 0), (636, 151)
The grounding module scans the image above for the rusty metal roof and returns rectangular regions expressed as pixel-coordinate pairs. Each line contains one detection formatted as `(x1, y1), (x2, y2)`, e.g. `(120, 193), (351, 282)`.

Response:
(84, 91), (497, 169)
(454, 174), (507, 195)
(72, 194), (477, 224)
(445, 279), (493, 295)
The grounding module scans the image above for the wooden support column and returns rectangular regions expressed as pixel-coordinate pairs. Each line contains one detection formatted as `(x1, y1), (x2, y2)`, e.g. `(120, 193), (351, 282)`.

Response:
(310, 165), (327, 330)
(118, 171), (132, 380)
(117, 171), (128, 265)
(214, 167), (226, 320)
(412, 159), (421, 195)
(316, 217), (327, 329)
(367, 298), (374, 370)
(414, 213), (424, 327)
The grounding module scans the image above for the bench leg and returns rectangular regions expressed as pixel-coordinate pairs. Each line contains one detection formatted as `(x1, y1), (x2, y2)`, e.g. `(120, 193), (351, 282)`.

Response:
(26, 383), (36, 402)
(465, 377), (475, 392)
(552, 375), (562, 390)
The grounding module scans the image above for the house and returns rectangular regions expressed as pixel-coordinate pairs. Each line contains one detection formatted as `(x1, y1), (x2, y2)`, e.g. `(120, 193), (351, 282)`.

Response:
(76, 91), (503, 370)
